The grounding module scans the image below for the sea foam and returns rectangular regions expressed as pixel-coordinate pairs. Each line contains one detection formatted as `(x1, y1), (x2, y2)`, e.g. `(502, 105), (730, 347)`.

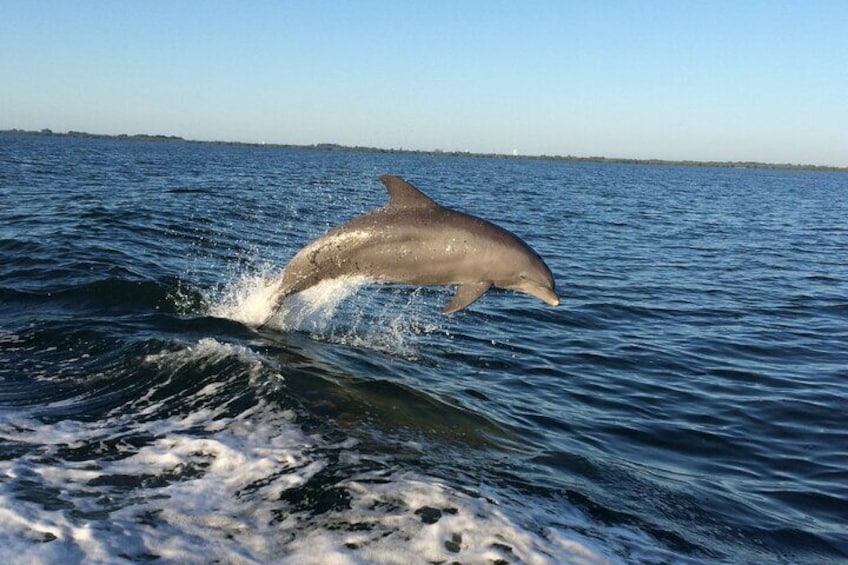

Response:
(0, 338), (622, 565)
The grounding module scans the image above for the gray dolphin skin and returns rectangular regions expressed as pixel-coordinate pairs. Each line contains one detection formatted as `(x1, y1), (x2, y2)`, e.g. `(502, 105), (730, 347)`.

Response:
(264, 174), (559, 321)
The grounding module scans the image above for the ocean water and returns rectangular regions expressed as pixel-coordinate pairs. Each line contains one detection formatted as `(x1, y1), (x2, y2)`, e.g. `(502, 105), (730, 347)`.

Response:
(1, 133), (846, 564)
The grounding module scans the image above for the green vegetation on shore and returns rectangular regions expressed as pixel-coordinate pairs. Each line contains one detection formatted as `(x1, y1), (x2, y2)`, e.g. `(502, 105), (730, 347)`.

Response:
(3, 128), (845, 172)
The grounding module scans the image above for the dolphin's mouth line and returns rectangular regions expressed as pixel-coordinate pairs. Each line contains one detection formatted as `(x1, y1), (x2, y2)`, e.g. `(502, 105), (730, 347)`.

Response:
(522, 283), (560, 307)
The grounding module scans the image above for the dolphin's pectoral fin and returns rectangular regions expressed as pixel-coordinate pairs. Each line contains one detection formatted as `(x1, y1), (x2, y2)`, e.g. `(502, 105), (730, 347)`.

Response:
(441, 282), (492, 315)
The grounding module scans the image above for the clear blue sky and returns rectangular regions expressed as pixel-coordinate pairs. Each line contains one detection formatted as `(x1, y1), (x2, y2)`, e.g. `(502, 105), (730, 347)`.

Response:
(2, 1), (846, 165)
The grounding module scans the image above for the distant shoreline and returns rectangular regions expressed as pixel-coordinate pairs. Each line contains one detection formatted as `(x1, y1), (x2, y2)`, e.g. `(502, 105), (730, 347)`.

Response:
(3, 128), (846, 173)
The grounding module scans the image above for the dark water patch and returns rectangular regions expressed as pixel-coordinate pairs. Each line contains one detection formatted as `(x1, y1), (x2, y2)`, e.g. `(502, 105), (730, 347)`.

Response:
(47, 278), (195, 313)
(278, 362), (517, 454)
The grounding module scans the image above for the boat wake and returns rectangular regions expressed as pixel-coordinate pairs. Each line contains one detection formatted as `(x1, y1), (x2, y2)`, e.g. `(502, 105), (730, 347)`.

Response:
(0, 337), (624, 565)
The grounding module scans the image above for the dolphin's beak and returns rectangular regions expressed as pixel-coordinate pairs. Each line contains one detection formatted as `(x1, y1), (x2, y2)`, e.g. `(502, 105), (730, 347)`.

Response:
(524, 284), (560, 307)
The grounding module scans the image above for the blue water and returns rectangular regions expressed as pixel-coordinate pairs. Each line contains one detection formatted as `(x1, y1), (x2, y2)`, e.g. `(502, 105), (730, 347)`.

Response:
(1, 133), (846, 564)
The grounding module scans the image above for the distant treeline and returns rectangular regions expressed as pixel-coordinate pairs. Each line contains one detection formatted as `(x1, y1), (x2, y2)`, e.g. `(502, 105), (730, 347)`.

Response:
(3, 128), (187, 143)
(3, 128), (845, 172)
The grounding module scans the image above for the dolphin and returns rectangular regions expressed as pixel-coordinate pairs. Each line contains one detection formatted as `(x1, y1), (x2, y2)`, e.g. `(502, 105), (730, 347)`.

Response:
(263, 174), (559, 322)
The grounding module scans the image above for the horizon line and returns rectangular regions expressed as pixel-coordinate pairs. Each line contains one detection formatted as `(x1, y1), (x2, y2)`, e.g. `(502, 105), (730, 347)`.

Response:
(3, 127), (846, 173)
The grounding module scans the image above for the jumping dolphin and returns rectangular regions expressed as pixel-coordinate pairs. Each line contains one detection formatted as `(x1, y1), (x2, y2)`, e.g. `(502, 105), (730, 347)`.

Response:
(264, 174), (559, 322)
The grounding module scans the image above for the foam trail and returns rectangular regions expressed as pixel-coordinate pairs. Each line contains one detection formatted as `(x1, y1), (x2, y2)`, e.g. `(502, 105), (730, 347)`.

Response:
(1, 387), (622, 565)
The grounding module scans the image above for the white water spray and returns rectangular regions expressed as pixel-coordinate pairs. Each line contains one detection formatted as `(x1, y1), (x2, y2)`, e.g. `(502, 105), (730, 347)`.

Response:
(207, 270), (442, 358)
(208, 271), (367, 330)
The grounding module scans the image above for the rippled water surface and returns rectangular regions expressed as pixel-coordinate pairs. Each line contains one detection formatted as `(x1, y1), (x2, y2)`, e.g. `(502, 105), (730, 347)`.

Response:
(1, 133), (847, 564)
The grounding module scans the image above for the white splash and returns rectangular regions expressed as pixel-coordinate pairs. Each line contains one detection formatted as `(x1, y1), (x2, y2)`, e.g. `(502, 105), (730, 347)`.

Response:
(205, 269), (443, 358)
(269, 276), (370, 333)
(207, 270), (368, 330)
(207, 271), (286, 326)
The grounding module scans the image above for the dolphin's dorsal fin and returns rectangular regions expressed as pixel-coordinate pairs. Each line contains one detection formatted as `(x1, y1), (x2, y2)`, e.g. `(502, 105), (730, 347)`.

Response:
(441, 282), (492, 314)
(380, 175), (440, 209)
